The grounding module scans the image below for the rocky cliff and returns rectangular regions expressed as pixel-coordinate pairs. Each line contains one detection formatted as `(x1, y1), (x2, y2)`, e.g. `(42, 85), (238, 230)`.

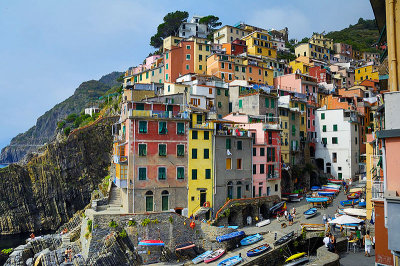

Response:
(0, 116), (117, 235)
(0, 71), (122, 164)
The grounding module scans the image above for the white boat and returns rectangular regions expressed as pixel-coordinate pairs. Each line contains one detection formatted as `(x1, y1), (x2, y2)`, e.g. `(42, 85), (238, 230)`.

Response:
(256, 219), (271, 227)
(343, 208), (367, 217)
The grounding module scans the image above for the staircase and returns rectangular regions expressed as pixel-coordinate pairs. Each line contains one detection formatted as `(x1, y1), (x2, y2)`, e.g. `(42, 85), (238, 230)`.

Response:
(107, 185), (122, 212)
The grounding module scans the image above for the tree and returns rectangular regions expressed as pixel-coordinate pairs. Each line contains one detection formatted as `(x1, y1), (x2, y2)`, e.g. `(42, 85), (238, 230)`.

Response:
(299, 37), (309, 44)
(199, 15), (222, 31)
(150, 11), (189, 48)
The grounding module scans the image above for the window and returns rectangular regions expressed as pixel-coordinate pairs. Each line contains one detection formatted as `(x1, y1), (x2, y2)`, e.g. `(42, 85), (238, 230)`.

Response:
(221, 62), (225, 69)
(158, 167), (166, 180)
(218, 102), (222, 108)
(237, 141), (242, 150)
(260, 147), (265, 156)
(167, 85), (170, 92)
(145, 191), (153, 211)
(186, 45), (191, 49)
(159, 144), (167, 156)
(323, 125), (327, 132)
(177, 144), (184, 157)
(260, 164), (265, 174)
(192, 148), (197, 159)
(301, 117), (305, 125)
(242, 66), (246, 73)
(165, 74), (168, 81)
(321, 113), (325, 120)
(217, 88), (221, 95)
(235, 65), (239, 71)
(332, 137), (338, 144)
(204, 131), (209, 140)
(146, 72), (149, 79)
(139, 144), (147, 156)
(208, 88), (213, 94)
(249, 67), (252, 73)
(177, 167), (184, 179)
(355, 137), (358, 144)
(332, 152), (337, 163)
(139, 121), (148, 133)
(226, 158), (232, 169)
(161, 190), (169, 211)
(205, 169), (211, 179)
(226, 138), (231, 149)
(199, 44), (202, 51)
(197, 114), (203, 124)
(186, 64), (189, 70)
(186, 54), (190, 60)
(192, 130), (198, 139)
(268, 165), (275, 178)
(225, 90), (229, 96)
(177, 123), (185, 135)
(192, 169), (197, 180)
(267, 147), (275, 162)
(139, 167), (147, 180)
(239, 99), (243, 108)
(292, 125), (296, 136)
(159, 122), (167, 134)
(291, 113), (295, 120)
(237, 159), (242, 170)
(275, 184), (278, 192)
(322, 138), (327, 145)
(206, 45), (210, 51)
(252, 148), (256, 156)
(199, 55), (203, 61)
(228, 63), (232, 70)
(253, 164), (257, 174)
(333, 124), (337, 131)
(271, 99), (275, 108)
(199, 65), (203, 70)
(265, 98), (269, 108)
(268, 132), (272, 145)
(166, 63), (168, 70)
(166, 52), (169, 59)
(204, 149), (209, 159)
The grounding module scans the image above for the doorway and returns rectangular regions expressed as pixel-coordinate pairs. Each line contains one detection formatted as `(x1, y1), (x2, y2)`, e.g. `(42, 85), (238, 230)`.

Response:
(200, 190), (207, 206)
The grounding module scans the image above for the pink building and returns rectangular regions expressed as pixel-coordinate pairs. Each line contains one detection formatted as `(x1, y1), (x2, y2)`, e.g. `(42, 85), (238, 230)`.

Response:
(224, 113), (282, 197)
(274, 73), (318, 103)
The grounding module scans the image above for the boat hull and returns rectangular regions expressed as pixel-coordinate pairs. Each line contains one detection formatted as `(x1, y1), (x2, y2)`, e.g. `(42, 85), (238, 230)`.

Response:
(240, 234), (263, 246)
(204, 249), (225, 263)
(192, 250), (213, 264)
(256, 219), (270, 227)
(306, 197), (329, 203)
(247, 244), (271, 257)
(216, 231), (245, 242)
(138, 240), (164, 246)
(217, 255), (243, 266)
(303, 208), (317, 219)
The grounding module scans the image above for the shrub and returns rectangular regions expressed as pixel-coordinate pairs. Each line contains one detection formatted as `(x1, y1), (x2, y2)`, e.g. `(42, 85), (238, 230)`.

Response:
(57, 121), (66, 129)
(128, 220), (136, 227)
(84, 232), (90, 239)
(87, 220), (93, 233)
(109, 220), (118, 228)
(66, 113), (78, 122)
(1, 248), (13, 255)
(119, 229), (127, 238)
(141, 218), (151, 226)
(63, 127), (71, 136)
(169, 216), (173, 224)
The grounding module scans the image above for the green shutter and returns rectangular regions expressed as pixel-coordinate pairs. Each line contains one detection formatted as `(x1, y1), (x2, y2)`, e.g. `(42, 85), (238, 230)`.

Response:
(323, 125), (326, 132)
(226, 139), (231, 149)
(159, 122), (167, 134)
(177, 167), (184, 179)
(217, 89), (221, 95)
(271, 99), (275, 108)
(321, 113), (325, 120)
(146, 196), (153, 211)
(218, 102), (222, 108)
(177, 145), (184, 156)
(204, 149), (209, 159)
(292, 125), (296, 136)
(239, 100), (243, 108)
(204, 131), (209, 140)
(225, 90), (229, 96)
(139, 168), (146, 180)
(158, 167), (166, 180)
(139, 144), (147, 156)
(139, 121), (147, 133)
(159, 144), (166, 156)
(192, 148), (197, 159)
(265, 98), (269, 108)
(177, 123), (185, 134)
(333, 124), (338, 131)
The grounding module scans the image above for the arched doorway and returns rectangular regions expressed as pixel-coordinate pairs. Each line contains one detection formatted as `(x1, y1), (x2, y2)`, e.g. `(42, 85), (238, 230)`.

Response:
(145, 191), (154, 212)
(161, 190), (169, 211)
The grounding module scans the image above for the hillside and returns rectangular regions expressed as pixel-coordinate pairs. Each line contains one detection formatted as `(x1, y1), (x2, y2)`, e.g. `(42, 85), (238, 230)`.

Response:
(0, 71), (123, 164)
(325, 18), (380, 52)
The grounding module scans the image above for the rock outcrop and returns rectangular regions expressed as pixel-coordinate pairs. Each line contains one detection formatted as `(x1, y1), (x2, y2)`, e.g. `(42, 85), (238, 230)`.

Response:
(0, 71), (122, 164)
(0, 116), (117, 235)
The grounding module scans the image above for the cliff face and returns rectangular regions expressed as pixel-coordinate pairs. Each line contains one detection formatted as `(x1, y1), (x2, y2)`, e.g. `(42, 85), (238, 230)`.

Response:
(0, 71), (122, 164)
(0, 117), (117, 235)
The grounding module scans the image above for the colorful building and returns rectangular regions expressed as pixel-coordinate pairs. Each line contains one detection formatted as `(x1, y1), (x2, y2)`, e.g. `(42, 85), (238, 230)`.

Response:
(354, 65), (379, 85)
(213, 25), (251, 45)
(242, 31), (277, 59)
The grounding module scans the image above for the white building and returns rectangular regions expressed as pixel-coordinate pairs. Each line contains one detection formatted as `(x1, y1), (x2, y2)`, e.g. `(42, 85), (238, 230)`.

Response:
(85, 107), (100, 117)
(315, 108), (360, 181)
(178, 16), (210, 39)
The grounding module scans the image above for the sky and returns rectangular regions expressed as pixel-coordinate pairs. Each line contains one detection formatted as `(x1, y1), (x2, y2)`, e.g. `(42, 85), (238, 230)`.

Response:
(0, 0), (374, 150)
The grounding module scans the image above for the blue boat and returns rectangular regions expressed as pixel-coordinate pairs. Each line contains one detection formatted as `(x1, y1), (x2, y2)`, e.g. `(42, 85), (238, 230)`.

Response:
(216, 231), (245, 242)
(318, 191), (335, 197)
(217, 255), (243, 266)
(218, 225), (239, 229)
(340, 199), (360, 206)
(303, 208), (318, 219)
(358, 201), (366, 207)
(192, 250), (213, 264)
(247, 243), (271, 257)
(240, 233), (263, 246)
(311, 186), (321, 191)
(306, 197), (329, 203)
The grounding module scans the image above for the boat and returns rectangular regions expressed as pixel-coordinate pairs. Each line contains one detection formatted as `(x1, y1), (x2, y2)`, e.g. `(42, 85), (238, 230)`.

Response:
(328, 179), (343, 184)
(282, 193), (299, 197)
(322, 188), (339, 193)
(285, 252), (306, 262)
(192, 250), (213, 264)
(176, 242), (196, 251)
(301, 223), (325, 231)
(327, 182), (342, 187)
(240, 233), (263, 246)
(343, 208), (367, 217)
(218, 225), (239, 229)
(289, 195), (303, 202)
(323, 185), (341, 190)
(358, 201), (366, 207)
(274, 231), (294, 246)
(340, 199), (359, 206)
(285, 257), (309, 266)
(317, 191), (335, 197)
(256, 219), (270, 227)
(216, 231), (245, 242)
(217, 255), (243, 266)
(269, 202), (285, 213)
(306, 197), (329, 203)
(347, 192), (361, 200)
(303, 208), (318, 219)
(311, 186), (321, 191)
(349, 188), (363, 193)
(246, 243), (271, 257)
(138, 240), (164, 246)
(204, 249), (225, 263)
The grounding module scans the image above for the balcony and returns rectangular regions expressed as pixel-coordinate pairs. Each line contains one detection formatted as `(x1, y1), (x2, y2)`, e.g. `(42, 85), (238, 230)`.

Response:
(371, 181), (384, 199)
(123, 81), (134, 88)
(113, 155), (128, 164)
(128, 109), (185, 119)
(193, 122), (214, 130)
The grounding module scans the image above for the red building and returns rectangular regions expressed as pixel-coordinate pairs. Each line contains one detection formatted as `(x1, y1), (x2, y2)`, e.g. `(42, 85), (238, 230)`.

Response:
(164, 40), (195, 83)
(309, 65), (332, 84)
(222, 39), (248, 55)
(115, 102), (190, 214)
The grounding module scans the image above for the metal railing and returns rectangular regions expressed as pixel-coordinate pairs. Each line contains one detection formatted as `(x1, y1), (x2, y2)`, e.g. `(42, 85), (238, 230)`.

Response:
(372, 181), (384, 199)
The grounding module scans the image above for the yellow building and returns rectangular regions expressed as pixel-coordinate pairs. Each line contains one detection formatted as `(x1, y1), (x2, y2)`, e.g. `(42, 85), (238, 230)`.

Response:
(354, 65), (379, 85)
(365, 136), (374, 219)
(163, 35), (183, 51)
(164, 82), (187, 95)
(191, 37), (212, 74)
(242, 31), (277, 59)
(289, 57), (314, 74)
(188, 113), (214, 219)
(309, 33), (334, 50)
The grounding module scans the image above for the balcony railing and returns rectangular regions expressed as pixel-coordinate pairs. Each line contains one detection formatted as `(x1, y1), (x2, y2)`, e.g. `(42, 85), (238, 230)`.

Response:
(128, 109), (184, 119)
(372, 181), (384, 199)
(193, 123), (214, 130)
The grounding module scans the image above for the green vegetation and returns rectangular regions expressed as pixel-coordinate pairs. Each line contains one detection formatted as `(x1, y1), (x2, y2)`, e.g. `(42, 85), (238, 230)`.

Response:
(141, 218), (151, 226)
(128, 220), (136, 227)
(169, 216), (174, 224)
(84, 232), (90, 239)
(325, 18), (379, 52)
(150, 11), (189, 48)
(199, 15), (222, 40)
(57, 121), (66, 129)
(109, 220), (118, 228)
(63, 127), (71, 136)
(1, 248), (13, 255)
(87, 219), (93, 233)
(277, 52), (296, 61)
(119, 229), (127, 238)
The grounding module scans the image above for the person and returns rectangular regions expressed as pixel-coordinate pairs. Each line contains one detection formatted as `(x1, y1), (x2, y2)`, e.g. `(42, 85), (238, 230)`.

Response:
(65, 248), (69, 263)
(288, 213), (293, 226)
(292, 207), (296, 218)
(327, 234), (335, 252)
(356, 226), (362, 240)
(330, 234), (337, 253)
(323, 214), (327, 224)
(323, 233), (330, 248)
(364, 230), (372, 257)
(284, 209), (288, 220)
(349, 179), (352, 186)
(247, 216), (252, 226)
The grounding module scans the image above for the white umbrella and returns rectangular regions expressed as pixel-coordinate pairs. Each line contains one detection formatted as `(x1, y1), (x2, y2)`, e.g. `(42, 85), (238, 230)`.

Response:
(328, 215), (363, 225)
